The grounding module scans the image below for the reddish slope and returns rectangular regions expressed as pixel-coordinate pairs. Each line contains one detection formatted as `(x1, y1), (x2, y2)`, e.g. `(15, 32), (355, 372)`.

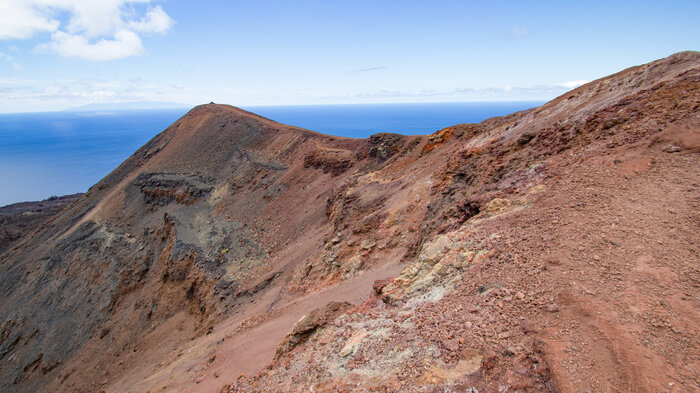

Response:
(0, 51), (697, 393)
(0, 102), (427, 393)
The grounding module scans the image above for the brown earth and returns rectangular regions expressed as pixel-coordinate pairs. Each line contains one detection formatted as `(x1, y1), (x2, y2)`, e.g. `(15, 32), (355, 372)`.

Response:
(0, 51), (698, 393)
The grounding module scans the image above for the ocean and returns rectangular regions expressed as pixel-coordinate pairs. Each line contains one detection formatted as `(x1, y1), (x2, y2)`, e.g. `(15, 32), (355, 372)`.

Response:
(0, 102), (541, 206)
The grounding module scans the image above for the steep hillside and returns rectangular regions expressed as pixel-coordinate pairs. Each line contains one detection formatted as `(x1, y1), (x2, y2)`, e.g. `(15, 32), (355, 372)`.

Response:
(0, 51), (698, 393)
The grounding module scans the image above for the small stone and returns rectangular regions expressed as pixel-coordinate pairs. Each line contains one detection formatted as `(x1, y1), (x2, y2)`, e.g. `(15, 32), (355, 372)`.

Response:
(442, 338), (460, 352)
(592, 255), (601, 261)
(497, 331), (511, 339)
(481, 352), (497, 370)
(339, 330), (369, 357)
(662, 144), (681, 153)
(546, 304), (559, 313)
(521, 320), (538, 333)
(360, 239), (376, 250)
(502, 346), (516, 356)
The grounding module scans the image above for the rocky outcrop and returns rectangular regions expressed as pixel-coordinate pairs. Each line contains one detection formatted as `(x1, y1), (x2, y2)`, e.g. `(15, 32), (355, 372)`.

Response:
(303, 148), (355, 176)
(133, 172), (214, 206)
(274, 301), (352, 359)
(367, 132), (406, 161)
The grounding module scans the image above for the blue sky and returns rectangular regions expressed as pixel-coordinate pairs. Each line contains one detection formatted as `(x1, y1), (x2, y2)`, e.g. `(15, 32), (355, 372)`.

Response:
(0, 0), (698, 112)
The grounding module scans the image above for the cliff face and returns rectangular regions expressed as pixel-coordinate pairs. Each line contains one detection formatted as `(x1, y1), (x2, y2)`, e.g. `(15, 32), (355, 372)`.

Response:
(1, 52), (698, 393)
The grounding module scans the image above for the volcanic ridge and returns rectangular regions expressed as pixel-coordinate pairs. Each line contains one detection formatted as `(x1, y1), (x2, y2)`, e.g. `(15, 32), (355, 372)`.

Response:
(0, 51), (699, 393)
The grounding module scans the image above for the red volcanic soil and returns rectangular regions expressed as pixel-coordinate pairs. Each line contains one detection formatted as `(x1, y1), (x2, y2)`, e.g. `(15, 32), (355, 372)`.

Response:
(0, 51), (698, 393)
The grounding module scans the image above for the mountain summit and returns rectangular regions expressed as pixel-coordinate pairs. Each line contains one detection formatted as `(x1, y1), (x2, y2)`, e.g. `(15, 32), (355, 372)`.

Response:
(1, 51), (698, 393)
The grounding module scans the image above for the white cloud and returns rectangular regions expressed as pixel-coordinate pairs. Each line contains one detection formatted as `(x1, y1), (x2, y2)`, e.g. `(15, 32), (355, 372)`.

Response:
(0, 0), (59, 39)
(324, 82), (590, 103)
(0, 0), (173, 61)
(556, 80), (589, 89)
(0, 75), (192, 112)
(42, 29), (144, 61)
(129, 6), (173, 34)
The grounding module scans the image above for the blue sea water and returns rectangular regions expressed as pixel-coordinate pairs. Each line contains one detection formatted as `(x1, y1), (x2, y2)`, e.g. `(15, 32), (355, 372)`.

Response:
(0, 109), (188, 207)
(245, 102), (541, 138)
(0, 102), (541, 206)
